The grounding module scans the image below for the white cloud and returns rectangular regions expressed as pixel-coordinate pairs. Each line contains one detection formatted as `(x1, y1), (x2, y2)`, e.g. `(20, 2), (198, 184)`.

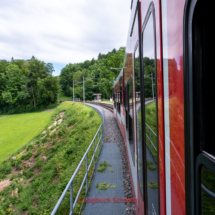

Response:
(0, 0), (131, 75)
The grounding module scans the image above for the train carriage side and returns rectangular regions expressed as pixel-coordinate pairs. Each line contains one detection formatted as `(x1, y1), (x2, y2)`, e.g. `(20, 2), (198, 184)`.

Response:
(113, 0), (187, 214)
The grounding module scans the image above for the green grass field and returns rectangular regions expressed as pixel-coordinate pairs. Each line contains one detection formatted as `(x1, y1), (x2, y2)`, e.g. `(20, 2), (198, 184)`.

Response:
(0, 111), (52, 162)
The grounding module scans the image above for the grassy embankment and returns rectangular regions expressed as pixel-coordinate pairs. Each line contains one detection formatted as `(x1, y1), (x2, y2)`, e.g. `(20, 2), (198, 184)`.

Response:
(58, 91), (71, 101)
(0, 112), (52, 162)
(145, 101), (157, 160)
(0, 102), (102, 215)
(138, 101), (157, 160)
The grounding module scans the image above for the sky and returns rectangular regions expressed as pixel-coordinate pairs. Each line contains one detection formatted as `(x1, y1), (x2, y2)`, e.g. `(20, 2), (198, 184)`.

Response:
(0, 0), (131, 76)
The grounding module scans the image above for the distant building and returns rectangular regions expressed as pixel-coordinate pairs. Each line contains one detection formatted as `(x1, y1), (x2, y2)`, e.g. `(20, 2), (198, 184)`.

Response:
(92, 93), (102, 101)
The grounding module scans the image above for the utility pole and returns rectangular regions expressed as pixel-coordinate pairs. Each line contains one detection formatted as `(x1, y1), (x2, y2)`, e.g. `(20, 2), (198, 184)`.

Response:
(73, 81), (74, 102)
(83, 76), (85, 105)
(151, 73), (154, 100)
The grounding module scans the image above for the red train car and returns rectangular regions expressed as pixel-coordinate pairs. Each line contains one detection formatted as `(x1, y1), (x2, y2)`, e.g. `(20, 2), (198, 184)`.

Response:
(113, 0), (215, 214)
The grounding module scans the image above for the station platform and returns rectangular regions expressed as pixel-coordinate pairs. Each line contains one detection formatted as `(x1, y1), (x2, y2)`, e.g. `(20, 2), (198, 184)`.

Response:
(83, 142), (126, 215)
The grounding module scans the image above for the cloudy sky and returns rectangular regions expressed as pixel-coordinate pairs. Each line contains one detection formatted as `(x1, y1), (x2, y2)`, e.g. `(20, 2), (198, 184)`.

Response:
(0, 0), (131, 76)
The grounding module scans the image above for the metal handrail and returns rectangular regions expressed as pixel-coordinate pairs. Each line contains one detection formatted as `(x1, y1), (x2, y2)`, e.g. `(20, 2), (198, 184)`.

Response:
(145, 123), (157, 163)
(51, 123), (103, 215)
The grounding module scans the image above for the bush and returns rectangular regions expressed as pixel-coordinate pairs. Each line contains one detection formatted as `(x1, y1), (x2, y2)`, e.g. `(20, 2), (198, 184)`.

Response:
(68, 119), (77, 126)
(35, 158), (43, 168)
(23, 169), (34, 179)
(41, 137), (47, 144)
(34, 148), (42, 158)
(27, 144), (33, 151)
(21, 152), (32, 160)
(0, 163), (12, 175)
(0, 206), (5, 215)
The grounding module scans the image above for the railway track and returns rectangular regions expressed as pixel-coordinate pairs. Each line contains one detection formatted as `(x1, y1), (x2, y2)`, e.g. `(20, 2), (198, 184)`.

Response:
(85, 101), (113, 112)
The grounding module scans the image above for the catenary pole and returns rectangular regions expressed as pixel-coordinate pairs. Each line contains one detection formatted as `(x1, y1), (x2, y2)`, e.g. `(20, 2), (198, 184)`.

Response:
(73, 81), (74, 102)
(151, 73), (154, 100)
(83, 76), (85, 105)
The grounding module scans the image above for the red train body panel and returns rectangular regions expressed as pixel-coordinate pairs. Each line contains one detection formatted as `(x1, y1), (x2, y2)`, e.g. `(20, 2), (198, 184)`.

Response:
(112, 0), (215, 214)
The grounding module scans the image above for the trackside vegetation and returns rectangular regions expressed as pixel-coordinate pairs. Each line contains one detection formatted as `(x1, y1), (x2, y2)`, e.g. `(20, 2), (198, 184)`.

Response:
(0, 102), (102, 215)
(0, 57), (60, 114)
(0, 111), (52, 162)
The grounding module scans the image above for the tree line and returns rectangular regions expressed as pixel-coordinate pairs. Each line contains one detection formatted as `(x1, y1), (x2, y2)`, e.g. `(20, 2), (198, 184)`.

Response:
(0, 56), (60, 114)
(60, 47), (125, 100)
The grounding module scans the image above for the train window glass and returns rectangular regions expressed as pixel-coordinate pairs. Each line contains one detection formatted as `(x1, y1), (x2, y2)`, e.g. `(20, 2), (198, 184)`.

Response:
(192, 0), (215, 156)
(143, 13), (159, 214)
(120, 77), (122, 105)
(128, 77), (135, 163)
(134, 44), (143, 197)
(126, 86), (129, 129)
(201, 165), (215, 214)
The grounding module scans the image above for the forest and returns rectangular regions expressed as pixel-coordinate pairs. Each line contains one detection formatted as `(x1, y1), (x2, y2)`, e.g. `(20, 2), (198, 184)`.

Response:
(0, 56), (60, 114)
(60, 47), (125, 100)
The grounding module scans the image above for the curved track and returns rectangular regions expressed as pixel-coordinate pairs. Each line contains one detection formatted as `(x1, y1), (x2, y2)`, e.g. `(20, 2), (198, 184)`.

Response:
(85, 101), (113, 112)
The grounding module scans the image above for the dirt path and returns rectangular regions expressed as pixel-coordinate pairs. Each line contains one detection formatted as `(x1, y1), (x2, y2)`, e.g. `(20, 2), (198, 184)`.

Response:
(0, 179), (10, 192)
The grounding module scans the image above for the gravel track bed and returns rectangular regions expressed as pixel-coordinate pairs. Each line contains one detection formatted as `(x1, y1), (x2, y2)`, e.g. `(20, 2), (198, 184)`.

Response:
(103, 108), (135, 215)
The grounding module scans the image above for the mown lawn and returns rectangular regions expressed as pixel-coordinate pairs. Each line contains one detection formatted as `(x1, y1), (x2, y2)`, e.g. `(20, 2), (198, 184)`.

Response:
(0, 111), (52, 162)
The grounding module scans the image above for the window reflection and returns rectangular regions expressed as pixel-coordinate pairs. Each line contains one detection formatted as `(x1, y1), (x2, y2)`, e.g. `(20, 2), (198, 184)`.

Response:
(135, 45), (144, 198)
(143, 13), (159, 215)
(201, 165), (215, 215)
(128, 77), (134, 163)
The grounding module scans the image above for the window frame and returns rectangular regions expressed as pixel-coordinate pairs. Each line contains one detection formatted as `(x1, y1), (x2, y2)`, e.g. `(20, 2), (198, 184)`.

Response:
(140, 2), (159, 214)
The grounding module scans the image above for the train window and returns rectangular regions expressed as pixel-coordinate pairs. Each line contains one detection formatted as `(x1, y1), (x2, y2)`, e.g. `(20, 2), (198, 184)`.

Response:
(128, 77), (135, 163)
(142, 13), (159, 214)
(201, 165), (215, 214)
(120, 77), (122, 105)
(134, 44), (144, 197)
(186, 1), (215, 214)
(125, 85), (129, 129)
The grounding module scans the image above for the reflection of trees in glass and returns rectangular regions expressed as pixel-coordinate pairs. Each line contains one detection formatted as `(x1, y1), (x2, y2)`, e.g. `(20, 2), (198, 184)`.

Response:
(201, 166), (215, 214)
(134, 57), (140, 100)
(145, 101), (157, 161)
(143, 57), (156, 98)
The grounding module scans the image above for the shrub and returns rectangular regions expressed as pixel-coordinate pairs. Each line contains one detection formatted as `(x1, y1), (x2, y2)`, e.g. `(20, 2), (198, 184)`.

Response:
(23, 169), (33, 179)
(34, 148), (42, 158)
(41, 137), (47, 144)
(21, 152), (32, 160)
(0, 163), (12, 175)
(68, 119), (77, 126)
(36, 158), (43, 168)
(0, 206), (5, 215)
(58, 129), (63, 137)
(27, 144), (33, 151)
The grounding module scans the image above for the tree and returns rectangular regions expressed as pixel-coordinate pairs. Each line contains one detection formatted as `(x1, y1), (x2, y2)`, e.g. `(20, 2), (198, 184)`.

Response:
(45, 63), (55, 75)
(1, 64), (23, 105)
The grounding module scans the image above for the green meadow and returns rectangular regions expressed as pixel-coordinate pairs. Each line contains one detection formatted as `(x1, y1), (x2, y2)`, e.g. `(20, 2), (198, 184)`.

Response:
(0, 111), (52, 162)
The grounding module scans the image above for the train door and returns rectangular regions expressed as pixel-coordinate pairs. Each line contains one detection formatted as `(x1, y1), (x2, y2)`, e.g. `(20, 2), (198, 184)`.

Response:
(184, 0), (215, 214)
